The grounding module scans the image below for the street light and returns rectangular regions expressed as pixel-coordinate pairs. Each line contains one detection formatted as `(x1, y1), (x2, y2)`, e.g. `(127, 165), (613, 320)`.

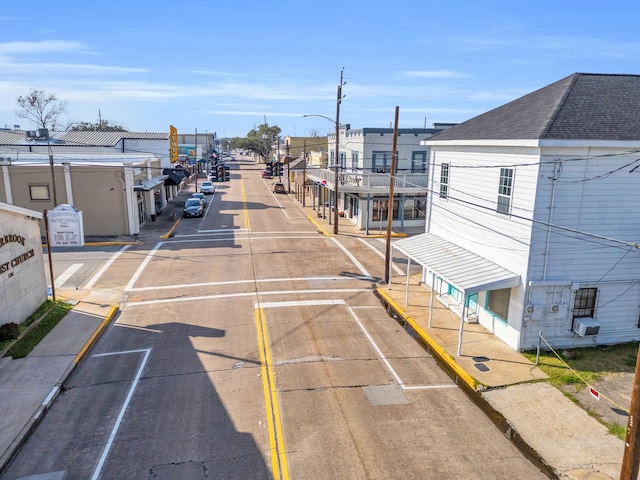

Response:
(302, 108), (341, 234)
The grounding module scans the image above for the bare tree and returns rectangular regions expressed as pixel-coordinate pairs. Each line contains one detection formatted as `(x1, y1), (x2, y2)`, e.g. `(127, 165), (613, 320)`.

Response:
(16, 89), (67, 131)
(16, 89), (67, 206)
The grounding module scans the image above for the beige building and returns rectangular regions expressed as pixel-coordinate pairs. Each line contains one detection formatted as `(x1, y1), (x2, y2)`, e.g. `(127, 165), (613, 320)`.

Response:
(0, 129), (192, 238)
(0, 153), (169, 237)
(0, 203), (46, 327)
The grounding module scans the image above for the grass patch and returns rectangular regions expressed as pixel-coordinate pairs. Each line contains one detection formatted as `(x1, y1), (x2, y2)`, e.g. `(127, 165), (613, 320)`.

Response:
(522, 342), (637, 388)
(3, 301), (73, 359)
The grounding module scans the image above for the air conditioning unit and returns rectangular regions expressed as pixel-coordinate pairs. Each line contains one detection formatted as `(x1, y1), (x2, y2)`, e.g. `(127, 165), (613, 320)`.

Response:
(573, 318), (600, 337)
(26, 130), (37, 138)
(37, 128), (49, 139)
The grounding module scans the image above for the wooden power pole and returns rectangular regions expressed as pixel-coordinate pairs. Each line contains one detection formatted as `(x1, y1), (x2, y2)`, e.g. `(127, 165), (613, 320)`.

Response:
(620, 345), (640, 479)
(384, 106), (400, 284)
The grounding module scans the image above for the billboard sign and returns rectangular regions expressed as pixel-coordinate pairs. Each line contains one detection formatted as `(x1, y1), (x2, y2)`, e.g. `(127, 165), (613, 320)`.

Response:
(169, 125), (179, 163)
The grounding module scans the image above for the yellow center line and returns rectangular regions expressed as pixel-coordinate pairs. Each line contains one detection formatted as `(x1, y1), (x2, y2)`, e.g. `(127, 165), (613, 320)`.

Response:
(241, 175), (251, 230)
(255, 307), (289, 479)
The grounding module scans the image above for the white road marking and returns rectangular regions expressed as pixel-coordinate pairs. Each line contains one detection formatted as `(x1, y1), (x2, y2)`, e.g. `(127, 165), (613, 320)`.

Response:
(127, 275), (372, 292)
(357, 238), (404, 275)
(90, 348), (151, 480)
(330, 237), (371, 278)
(84, 245), (130, 289)
(124, 289), (370, 308)
(348, 306), (456, 391)
(164, 235), (321, 245)
(258, 299), (346, 308)
(124, 242), (163, 291)
(54, 263), (83, 288)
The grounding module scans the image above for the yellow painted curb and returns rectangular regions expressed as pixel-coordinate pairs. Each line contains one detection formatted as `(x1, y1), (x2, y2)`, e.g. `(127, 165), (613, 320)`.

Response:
(375, 287), (478, 390)
(306, 214), (334, 236)
(160, 216), (182, 239)
(73, 305), (118, 364)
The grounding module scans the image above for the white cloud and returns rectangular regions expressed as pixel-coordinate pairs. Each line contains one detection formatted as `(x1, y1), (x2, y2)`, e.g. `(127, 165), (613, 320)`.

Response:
(400, 70), (468, 79)
(0, 40), (89, 54)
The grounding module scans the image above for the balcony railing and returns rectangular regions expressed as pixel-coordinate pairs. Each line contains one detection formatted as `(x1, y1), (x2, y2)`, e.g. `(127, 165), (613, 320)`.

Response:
(305, 167), (428, 192)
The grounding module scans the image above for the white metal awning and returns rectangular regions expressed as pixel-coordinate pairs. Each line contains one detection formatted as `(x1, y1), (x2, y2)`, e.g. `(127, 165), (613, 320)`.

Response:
(134, 175), (168, 191)
(392, 232), (520, 295)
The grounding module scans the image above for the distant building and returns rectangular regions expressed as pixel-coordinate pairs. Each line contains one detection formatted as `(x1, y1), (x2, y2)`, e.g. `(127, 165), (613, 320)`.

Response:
(0, 130), (187, 237)
(306, 125), (446, 232)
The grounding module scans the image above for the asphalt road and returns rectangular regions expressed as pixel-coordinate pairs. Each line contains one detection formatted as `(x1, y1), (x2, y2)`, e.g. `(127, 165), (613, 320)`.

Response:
(3, 156), (549, 479)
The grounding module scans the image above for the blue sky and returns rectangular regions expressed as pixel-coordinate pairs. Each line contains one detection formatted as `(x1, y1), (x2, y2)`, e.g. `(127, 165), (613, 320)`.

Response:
(2, 1), (639, 139)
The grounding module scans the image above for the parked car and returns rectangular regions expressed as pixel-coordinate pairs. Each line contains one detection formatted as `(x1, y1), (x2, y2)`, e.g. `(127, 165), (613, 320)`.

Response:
(183, 198), (204, 218)
(273, 182), (286, 194)
(191, 192), (206, 205)
(200, 181), (215, 195)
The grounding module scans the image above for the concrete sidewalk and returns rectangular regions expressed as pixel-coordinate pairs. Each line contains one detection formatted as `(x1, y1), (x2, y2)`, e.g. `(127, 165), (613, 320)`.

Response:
(0, 302), (116, 474)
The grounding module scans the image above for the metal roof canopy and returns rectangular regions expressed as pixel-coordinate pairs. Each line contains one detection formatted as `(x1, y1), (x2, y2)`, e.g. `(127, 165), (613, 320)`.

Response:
(392, 233), (520, 295)
(134, 175), (168, 191)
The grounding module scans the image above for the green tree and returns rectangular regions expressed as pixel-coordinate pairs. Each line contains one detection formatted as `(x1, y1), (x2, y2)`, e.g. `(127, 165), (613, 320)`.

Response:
(68, 119), (127, 132)
(16, 89), (67, 131)
(230, 124), (281, 162)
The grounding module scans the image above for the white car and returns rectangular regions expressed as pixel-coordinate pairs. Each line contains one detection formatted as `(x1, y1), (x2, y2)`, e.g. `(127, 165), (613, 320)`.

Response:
(191, 192), (206, 205)
(200, 181), (215, 195)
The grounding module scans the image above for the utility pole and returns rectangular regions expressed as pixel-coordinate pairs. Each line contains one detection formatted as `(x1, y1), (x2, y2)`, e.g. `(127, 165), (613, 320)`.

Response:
(277, 137), (281, 181)
(384, 106), (400, 284)
(47, 138), (58, 206)
(303, 140), (307, 207)
(195, 128), (198, 191)
(620, 345), (640, 479)
(333, 68), (346, 235)
(286, 140), (290, 192)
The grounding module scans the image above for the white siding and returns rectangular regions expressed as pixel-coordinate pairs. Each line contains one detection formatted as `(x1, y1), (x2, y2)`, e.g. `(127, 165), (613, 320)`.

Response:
(428, 147), (539, 275)
(522, 148), (640, 348)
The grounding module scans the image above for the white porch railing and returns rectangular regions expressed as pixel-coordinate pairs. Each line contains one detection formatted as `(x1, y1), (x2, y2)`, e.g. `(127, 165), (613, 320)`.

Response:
(305, 167), (428, 192)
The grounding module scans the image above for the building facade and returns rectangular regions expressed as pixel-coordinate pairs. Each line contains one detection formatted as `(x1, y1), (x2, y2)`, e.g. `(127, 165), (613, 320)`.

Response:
(306, 126), (444, 232)
(0, 130), (197, 237)
(393, 73), (640, 351)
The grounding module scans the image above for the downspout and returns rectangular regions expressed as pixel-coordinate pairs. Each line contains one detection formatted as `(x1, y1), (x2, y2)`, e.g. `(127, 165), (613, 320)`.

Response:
(542, 160), (561, 281)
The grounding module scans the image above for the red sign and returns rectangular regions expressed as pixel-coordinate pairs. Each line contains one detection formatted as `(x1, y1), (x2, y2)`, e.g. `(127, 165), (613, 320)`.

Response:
(589, 387), (600, 401)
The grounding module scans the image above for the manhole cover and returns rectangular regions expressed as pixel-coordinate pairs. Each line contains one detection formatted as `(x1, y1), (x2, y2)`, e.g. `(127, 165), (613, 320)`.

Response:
(472, 356), (490, 363)
(474, 363), (490, 372)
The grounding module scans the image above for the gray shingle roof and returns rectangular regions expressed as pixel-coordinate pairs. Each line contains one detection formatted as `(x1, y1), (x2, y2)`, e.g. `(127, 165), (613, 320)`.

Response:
(429, 73), (640, 142)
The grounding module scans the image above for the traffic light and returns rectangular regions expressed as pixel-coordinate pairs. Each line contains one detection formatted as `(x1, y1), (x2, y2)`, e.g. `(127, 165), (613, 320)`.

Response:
(217, 164), (225, 182)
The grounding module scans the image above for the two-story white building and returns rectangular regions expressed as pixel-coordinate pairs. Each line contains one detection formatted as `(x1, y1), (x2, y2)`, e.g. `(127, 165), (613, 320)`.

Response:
(393, 73), (640, 351)
(306, 126), (445, 232)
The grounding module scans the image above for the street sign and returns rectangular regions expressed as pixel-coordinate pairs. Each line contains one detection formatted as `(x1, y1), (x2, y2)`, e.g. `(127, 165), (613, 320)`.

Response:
(48, 204), (84, 247)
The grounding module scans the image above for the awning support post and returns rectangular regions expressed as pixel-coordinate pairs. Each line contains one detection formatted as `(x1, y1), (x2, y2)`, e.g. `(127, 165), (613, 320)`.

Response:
(404, 257), (411, 305)
(428, 271), (435, 327)
(457, 293), (468, 356)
